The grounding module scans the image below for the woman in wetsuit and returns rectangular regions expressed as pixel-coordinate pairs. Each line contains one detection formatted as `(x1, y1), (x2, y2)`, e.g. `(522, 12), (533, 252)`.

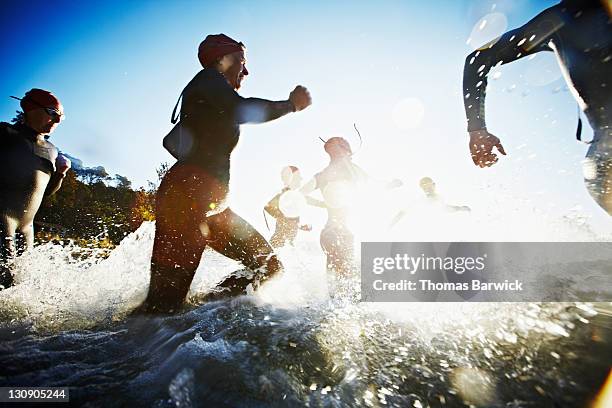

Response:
(140, 34), (311, 313)
(303, 137), (367, 277)
(463, 0), (611, 214)
(264, 166), (312, 248)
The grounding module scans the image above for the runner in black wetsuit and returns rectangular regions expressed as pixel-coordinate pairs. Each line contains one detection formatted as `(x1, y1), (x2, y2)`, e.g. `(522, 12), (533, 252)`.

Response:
(264, 166), (312, 248)
(463, 0), (611, 214)
(1, 89), (70, 289)
(139, 34), (312, 313)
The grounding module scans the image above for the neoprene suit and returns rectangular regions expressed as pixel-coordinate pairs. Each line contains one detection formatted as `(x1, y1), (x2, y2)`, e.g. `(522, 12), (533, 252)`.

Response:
(264, 188), (301, 248)
(141, 68), (295, 313)
(315, 159), (367, 276)
(0, 122), (64, 289)
(463, 0), (611, 214)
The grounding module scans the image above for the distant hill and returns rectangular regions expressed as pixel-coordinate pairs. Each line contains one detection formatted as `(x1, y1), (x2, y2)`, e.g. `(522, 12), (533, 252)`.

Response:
(60, 152), (131, 189)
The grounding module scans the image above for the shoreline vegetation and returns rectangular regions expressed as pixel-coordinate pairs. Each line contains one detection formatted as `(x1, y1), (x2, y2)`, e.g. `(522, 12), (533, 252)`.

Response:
(34, 163), (169, 253)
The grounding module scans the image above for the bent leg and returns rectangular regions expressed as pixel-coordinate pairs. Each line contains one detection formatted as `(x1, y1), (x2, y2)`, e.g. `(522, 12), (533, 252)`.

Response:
(269, 229), (283, 248)
(15, 223), (34, 256)
(139, 166), (211, 314)
(0, 216), (17, 290)
(143, 222), (207, 313)
(205, 208), (283, 300)
(583, 134), (612, 215)
(320, 225), (354, 277)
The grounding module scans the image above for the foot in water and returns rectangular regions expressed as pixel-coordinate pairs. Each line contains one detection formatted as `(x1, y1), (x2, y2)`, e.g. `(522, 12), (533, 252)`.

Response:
(131, 270), (260, 315)
(200, 274), (256, 303)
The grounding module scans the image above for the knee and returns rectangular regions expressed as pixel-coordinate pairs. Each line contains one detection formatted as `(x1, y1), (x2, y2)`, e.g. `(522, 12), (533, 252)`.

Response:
(583, 156), (612, 215)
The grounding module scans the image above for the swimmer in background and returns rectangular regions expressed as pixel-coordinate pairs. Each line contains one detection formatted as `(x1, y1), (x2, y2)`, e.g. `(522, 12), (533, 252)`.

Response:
(302, 137), (401, 276)
(391, 177), (470, 227)
(264, 165), (314, 248)
(301, 137), (366, 276)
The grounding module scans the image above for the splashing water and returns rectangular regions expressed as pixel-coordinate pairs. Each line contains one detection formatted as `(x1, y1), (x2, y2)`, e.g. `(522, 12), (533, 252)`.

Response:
(0, 206), (610, 406)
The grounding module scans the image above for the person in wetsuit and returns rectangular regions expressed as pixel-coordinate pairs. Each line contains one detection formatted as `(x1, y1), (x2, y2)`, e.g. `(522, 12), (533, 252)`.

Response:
(139, 34), (312, 313)
(264, 166), (312, 248)
(390, 177), (470, 227)
(0, 89), (71, 289)
(463, 0), (611, 215)
(418, 177), (470, 212)
(302, 137), (367, 276)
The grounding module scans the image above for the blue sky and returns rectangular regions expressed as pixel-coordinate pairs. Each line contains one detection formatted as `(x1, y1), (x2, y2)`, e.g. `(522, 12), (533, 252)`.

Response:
(2, 0), (610, 234)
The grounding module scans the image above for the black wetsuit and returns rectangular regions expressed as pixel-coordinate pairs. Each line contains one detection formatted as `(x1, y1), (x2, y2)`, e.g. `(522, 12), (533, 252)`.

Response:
(463, 0), (612, 214)
(142, 68), (295, 313)
(265, 188), (301, 248)
(314, 159), (367, 276)
(0, 122), (63, 289)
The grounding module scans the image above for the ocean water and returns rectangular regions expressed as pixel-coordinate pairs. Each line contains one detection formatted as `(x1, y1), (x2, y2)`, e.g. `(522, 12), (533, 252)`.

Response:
(0, 215), (611, 407)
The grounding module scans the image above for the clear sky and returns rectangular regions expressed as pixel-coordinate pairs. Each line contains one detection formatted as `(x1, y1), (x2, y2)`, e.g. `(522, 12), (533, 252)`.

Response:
(2, 0), (610, 235)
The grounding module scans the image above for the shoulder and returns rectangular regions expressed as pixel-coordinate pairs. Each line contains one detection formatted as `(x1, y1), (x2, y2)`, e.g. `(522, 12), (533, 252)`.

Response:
(43, 138), (59, 153)
(0, 121), (17, 136)
(190, 68), (228, 87)
(315, 166), (332, 183)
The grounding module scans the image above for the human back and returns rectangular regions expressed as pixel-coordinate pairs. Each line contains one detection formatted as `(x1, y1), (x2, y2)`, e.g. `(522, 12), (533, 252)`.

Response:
(551, 1), (611, 130)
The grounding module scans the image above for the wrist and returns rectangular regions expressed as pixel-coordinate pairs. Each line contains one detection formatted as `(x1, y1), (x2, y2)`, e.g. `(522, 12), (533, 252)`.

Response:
(287, 99), (297, 112)
(469, 129), (488, 138)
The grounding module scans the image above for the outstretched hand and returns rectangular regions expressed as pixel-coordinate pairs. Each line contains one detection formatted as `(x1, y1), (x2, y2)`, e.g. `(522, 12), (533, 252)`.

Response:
(289, 85), (312, 112)
(468, 129), (506, 168)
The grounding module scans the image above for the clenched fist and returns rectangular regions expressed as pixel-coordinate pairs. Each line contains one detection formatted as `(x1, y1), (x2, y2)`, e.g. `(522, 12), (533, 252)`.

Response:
(289, 85), (312, 112)
(56, 154), (71, 176)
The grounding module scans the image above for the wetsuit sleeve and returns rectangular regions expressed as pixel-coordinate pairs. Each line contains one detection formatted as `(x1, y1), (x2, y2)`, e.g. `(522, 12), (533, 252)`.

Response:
(203, 73), (295, 124)
(264, 193), (283, 218)
(305, 195), (327, 208)
(463, 6), (559, 132)
(44, 172), (65, 196)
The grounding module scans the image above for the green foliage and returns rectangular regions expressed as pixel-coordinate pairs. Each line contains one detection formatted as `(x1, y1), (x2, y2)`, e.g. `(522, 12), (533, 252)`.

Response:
(35, 166), (160, 247)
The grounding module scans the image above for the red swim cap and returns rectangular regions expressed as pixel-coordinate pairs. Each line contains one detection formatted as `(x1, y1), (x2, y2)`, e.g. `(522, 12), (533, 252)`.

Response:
(324, 137), (352, 156)
(20, 88), (63, 113)
(198, 34), (245, 68)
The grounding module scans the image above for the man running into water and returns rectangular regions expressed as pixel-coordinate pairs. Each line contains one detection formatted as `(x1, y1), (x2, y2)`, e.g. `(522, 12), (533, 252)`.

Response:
(463, 0), (611, 214)
(0, 89), (71, 289)
(138, 34), (311, 313)
(264, 166), (312, 248)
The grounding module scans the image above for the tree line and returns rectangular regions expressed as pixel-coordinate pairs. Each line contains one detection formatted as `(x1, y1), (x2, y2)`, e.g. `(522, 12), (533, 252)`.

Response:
(35, 163), (169, 247)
